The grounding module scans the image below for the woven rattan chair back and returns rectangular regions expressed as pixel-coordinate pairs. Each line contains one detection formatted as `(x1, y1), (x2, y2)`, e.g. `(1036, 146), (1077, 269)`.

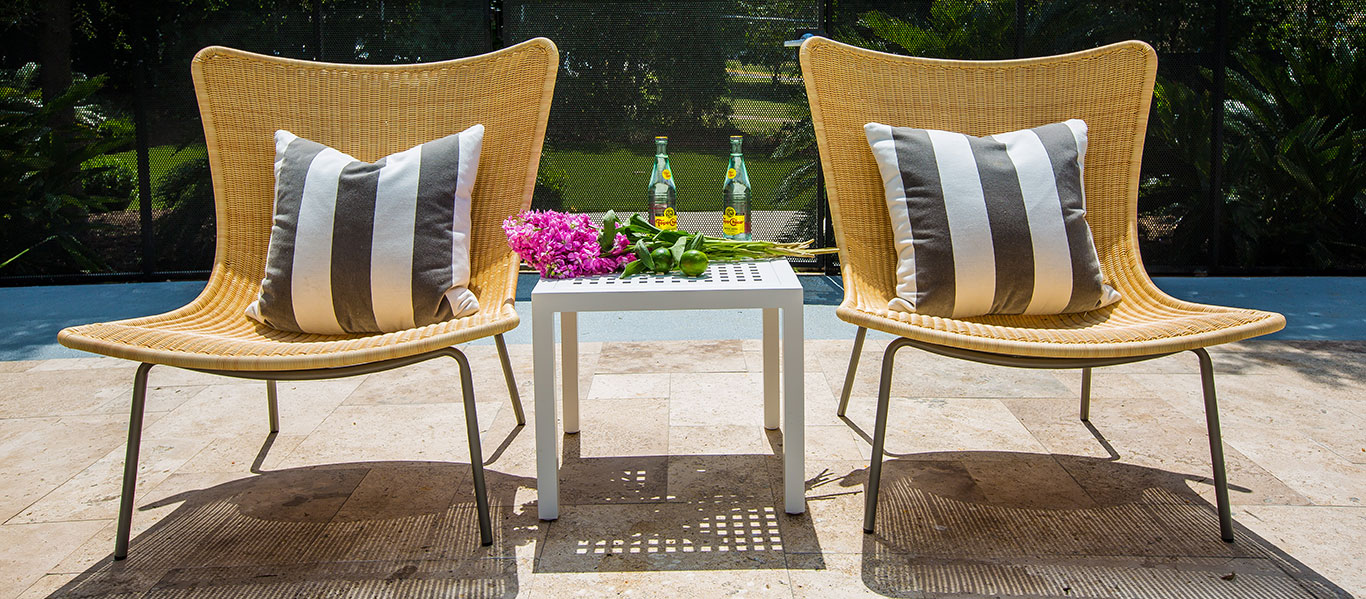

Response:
(799, 38), (1286, 543)
(60, 39), (557, 559)
(191, 38), (559, 324)
(800, 38), (1157, 318)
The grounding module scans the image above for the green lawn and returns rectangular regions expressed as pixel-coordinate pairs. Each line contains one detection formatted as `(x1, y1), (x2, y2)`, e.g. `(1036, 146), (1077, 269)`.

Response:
(106, 144), (206, 185)
(724, 96), (800, 136)
(544, 146), (808, 214)
(98, 143), (809, 215)
(723, 61), (804, 137)
(725, 60), (798, 80)
(101, 144), (207, 210)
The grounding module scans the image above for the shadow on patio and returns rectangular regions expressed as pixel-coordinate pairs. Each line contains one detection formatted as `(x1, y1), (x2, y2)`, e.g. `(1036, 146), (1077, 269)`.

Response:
(44, 454), (536, 598)
(42, 446), (1350, 598)
(528, 434), (818, 577)
(791, 450), (1351, 598)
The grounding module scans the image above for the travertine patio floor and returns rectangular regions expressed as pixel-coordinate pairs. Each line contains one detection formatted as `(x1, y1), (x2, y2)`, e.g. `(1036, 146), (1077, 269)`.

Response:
(1, 337), (1362, 598)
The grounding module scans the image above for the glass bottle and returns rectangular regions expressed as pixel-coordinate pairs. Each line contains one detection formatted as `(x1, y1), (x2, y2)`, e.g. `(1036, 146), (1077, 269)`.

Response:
(721, 135), (752, 240)
(646, 136), (678, 230)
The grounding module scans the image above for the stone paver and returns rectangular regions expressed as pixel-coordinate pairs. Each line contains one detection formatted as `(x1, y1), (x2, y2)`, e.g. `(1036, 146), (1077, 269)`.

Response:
(0, 339), (1362, 598)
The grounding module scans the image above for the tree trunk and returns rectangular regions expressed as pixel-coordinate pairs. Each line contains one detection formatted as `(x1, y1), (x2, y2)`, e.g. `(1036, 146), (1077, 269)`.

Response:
(40, 0), (78, 199)
(39, 0), (73, 109)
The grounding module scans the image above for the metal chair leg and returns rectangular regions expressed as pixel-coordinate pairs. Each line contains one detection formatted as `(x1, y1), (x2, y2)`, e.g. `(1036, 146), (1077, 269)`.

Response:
(838, 326), (868, 417)
(1193, 348), (1235, 542)
(1079, 367), (1093, 421)
(864, 338), (912, 533)
(448, 348), (493, 546)
(114, 363), (155, 560)
(266, 380), (280, 433)
(494, 334), (525, 426)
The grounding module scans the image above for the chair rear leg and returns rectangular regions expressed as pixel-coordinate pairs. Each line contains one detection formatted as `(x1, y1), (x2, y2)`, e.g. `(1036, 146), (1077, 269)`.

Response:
(838, 326), (868, 416)
(1079, 367), (1093, 421)
(494, 334), (525, 426)
(266, 380), (280, 433)
(1193, 348), (1235, 542)
(864, 338), (911, 533)
(114, 363), (155, 560)
(448, 349), (493, 546)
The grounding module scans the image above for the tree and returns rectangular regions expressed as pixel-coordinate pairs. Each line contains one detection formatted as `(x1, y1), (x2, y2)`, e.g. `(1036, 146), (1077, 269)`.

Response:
(512, 2), (735, 146)
(1220, 39), (1366, 267)
(0, 64), (131, 273)
(737, 0), (807, 85)
(850, 0), (1130, 60)
(40, 0), (72, 113)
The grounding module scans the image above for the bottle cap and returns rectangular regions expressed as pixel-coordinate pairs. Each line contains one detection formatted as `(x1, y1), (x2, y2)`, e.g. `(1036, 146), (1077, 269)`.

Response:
(655, 136), (668, 141)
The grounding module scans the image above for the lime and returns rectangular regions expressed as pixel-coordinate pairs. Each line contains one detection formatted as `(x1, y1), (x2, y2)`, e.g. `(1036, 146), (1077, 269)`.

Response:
(650, 247), (673, 273)
(679, 250), (708, 276)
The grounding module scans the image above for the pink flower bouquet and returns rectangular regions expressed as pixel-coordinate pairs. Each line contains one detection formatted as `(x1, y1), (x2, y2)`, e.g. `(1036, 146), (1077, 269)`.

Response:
(503, 210), (635, 279)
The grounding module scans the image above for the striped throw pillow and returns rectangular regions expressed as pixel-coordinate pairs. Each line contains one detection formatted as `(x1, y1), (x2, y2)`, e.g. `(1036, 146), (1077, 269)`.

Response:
(246, 125), (483, 334)
(865, 119), (1120, 318)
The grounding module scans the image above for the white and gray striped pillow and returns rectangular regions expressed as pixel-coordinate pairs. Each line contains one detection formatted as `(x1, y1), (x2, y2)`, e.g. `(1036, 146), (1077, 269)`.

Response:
(246, 125), (482, 334)
(866, 119), (1120, 318)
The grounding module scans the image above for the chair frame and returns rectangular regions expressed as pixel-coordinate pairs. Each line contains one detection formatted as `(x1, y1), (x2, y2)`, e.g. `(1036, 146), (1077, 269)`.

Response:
(844, 334), (1230, 540)
(114, 346), (523, 558)
(60, 38), (559, 559)
(799, 37), (1284, 543)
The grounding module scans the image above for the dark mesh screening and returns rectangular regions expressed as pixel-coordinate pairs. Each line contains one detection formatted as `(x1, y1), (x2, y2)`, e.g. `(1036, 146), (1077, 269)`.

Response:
(503, 1), (820, 248)
(138, 1), (493, 275)
(2, 0), (1364, 281)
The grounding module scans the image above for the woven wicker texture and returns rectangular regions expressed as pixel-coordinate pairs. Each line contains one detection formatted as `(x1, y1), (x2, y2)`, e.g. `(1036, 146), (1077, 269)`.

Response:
(800, 38), (1283, 358)
(59, 39), (559, 371)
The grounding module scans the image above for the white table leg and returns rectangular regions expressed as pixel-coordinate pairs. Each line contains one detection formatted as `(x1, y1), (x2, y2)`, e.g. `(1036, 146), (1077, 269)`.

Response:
(532, 302), (559, 520)
(762, 307), (780, 430)
(561, 311), (579, 434)
(782, 302), (805, 514)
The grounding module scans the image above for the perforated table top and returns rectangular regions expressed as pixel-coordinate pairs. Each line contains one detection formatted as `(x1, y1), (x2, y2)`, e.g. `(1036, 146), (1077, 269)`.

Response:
(535, 260), (796, 292)
(531, 260), (802, 313)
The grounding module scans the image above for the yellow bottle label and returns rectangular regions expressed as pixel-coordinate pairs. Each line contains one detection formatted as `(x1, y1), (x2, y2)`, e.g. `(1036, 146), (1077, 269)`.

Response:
(722, 207), (745, 236)
(661, 168), (672, 180)
(655, 206), (678, 230)
(726, 168), (737, 179)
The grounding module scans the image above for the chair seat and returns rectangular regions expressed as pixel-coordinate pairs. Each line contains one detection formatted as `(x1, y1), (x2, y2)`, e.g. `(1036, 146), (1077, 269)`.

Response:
(837, 292), (1284, 359)
(59, 294), (519, 372)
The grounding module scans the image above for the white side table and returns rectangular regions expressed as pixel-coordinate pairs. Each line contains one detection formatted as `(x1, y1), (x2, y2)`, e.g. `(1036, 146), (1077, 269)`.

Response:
(531, 260), (805, 520)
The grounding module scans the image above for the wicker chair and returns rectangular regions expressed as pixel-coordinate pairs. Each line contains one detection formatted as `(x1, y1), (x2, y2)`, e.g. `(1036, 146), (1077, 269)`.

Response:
(799, 37), (1285, 542)
(57, 38), (559, 558)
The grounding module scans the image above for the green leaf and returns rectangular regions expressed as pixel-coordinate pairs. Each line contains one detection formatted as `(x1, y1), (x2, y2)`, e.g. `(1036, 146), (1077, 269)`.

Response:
(628, 212), (661, 237)
(653, 229), (686, 244)
(0, 235), (57, 271)
(688, 232), (706, 252)
(618, 259), (646, 278)
(670, 236), (687, 265)
(633, 240), (655, 270)
(597, 210), (619, 254)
